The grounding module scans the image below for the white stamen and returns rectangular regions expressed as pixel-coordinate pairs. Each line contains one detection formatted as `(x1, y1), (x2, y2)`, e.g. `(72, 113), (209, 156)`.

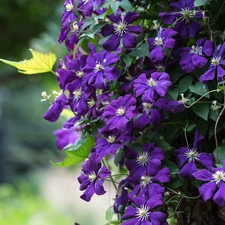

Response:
(116, 107), (125, 116)
(190, 45), (203, 55)
(136, 152), (150, 167)
(41, 91), (51, 102)
(140, 175), (152, 187)
(94, 63), (105, 73)
(73, 88), (82, 100)
(65, 2), (74, 11)
(113, 21), (128, 36)
(87, 98), (95, 108)
(147, 78), (157, 87)
(76, 70), (84, 78)
(136, 205), (150, 221)
(107, 135), (116, 143)
(154, 37), (163, 46)
(211, 56), (221, 66)
(88, 172), (97, 182)
(143, 102), (152, 114)
(184, 148), (200, 162)
(212, 170), (225, 185)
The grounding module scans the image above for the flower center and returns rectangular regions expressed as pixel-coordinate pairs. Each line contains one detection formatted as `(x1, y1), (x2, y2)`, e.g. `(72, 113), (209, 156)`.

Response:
(136, 205), (150, 221)
(114, 21), (128, 36)
(184, 148), (200, 162)
(147, 78), (157, 87)
(65, 2), (74, 11)
(73, 88), (82, 100)
(87, 98), (95, 108)
(140, 175), (152, 187)
(211, 56), (221, 66)
(136, 152), (150, 166)
(156, 64), (165, 72)
(143, 102), (152, 114)
(154, 37), (163, 46)
(107, 135), (116, 143)
(210, 100), (221, 111)
(41, 91), (51, 102)
(181, 8), (196, 22)
(72, 22), (79, 32)
(190, 46), (203, 55)
(116, 107), (125, 116)
(76, 70), (84, 78)
(88, 172), (97, 182)
(212, 170), (225, 185)
(94, 63), (105, 72)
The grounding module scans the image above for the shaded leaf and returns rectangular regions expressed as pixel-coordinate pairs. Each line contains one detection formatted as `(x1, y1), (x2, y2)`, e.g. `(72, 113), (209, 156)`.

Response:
(193, 103), (209, 121)
(189, 82), (209, 98)
(51, 134), (95, 167)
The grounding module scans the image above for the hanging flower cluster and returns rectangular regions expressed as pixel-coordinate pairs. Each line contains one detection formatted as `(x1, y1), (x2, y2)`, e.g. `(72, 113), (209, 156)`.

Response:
(3, 0), (225, 224)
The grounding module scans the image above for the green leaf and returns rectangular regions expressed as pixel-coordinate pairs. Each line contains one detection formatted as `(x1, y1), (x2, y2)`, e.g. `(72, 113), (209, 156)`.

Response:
(129, 43), (149, 57)
(122, 55), (133, 67)
(213, 143), (225, 164)
(0, 49), (56, 74)
(186, 124), (197, 132)
(189, 82), (209, 98)
(193, 103), (209, 121)
(168, 87), (179, 100)
(194, 0), (212, 7)
(51, 134), (95, 167)
(106, 206), (114, 222)
(120, 0), (132, 11)
(178, 76), (193, 92)
(110, 1), (120, 15)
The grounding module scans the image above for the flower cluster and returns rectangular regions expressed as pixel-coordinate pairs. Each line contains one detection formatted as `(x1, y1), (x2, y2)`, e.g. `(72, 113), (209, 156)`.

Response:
(40, 0), (225, 224)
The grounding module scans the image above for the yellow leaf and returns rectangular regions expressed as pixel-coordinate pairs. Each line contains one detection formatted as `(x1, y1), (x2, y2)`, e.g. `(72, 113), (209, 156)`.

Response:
(0, 49), (57, 75)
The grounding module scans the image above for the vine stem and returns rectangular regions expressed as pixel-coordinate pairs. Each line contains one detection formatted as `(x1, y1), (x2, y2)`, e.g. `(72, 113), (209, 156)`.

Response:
(184, 89), (219, 109)
(102, 159), (118, 191)
(165, 187), (200, 200)
(184, 122), (189, 148)
(214, 90), (225, 164)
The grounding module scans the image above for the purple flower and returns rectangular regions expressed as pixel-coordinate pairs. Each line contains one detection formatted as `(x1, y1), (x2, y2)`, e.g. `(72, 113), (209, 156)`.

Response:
(78, 0), (105, 17)
(96, 128), (132, 160)
(121, 195), (167, 225)
(159, 0), (203, 39)
(134, 101), (164, 131)
(175, 131), (214, 179)
(101, 12), (142, 51)
(200, 42), (225, 82)
(134, 72), (172, 102)
(192, 160), (225, 206)
(43, 92), (68, 122)
(179, 39), (214, 73)
(124, 143), (165, 178)
(57, 55), (88, 90)
(54, 127), (81, 150)
(102, 94), (138, 131)
(78, 152), (111, 202)
(156, 98), (185, 114)
(83, 50), (120, 89)
(148, 27), (177, 63)
(130, 167), (171, 199)
(59, 0), (78, 43)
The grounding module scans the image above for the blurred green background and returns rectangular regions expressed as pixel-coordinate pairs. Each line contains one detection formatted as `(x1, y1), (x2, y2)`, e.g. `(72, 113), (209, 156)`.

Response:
(0, 1), (113, 224)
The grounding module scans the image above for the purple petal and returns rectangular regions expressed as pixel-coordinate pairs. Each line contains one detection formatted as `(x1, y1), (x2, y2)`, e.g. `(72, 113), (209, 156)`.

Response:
(192, 169), (213, 181)
(123, 32), (137, 49)
(199, 182), (217, 202)
(179, 161), (198, 179)
(127, 25), (142, 34)
(101, 24), (114, 36)
(103, 34), (120, 51)
(124, 12), (140, 24)
(213, 182), (225, 206)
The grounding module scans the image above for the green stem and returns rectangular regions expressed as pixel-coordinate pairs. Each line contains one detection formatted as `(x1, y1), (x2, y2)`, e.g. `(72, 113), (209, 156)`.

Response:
(165, 187), (200, 200)
(102, 159), (118, 191)
(184, 122), (189, 148)
(50, 70), (57, 76)
(214, 90), (225, 164)
(184, 89), (219, 108)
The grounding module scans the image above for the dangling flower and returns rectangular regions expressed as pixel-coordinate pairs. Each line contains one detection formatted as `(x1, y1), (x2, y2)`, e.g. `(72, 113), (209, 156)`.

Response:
(78, 152), (111, 202)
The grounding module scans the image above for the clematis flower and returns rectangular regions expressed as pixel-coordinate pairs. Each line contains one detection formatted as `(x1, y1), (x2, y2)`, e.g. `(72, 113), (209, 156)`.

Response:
(101, 12), (142, 51)
(200, 42), (225, 82)
(78, 152), (111, 202)
(43, 92), (68, 122)
(121, 195), (167, 225)
(179, 39), (214, 73)
(192, 160), (225, 207)
(148, 27), (177, 63)
(78, 0), (105, 17)
(130, 167), (171, 199)
(159, 0), (203, 39)
(96, 128), (133, 160)
(59, 0), (78, 43)
(175, 131), (214, 179)
(124, 143), (165, 178)
(83, 50), (120, 89)
(134, 72), (172, 102)
(54, 127), (81, 150)
(102, 94), (138, 131)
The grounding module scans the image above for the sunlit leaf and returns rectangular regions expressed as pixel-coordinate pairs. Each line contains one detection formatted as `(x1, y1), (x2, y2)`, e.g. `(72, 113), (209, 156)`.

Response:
(0, 49), (56, 74)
